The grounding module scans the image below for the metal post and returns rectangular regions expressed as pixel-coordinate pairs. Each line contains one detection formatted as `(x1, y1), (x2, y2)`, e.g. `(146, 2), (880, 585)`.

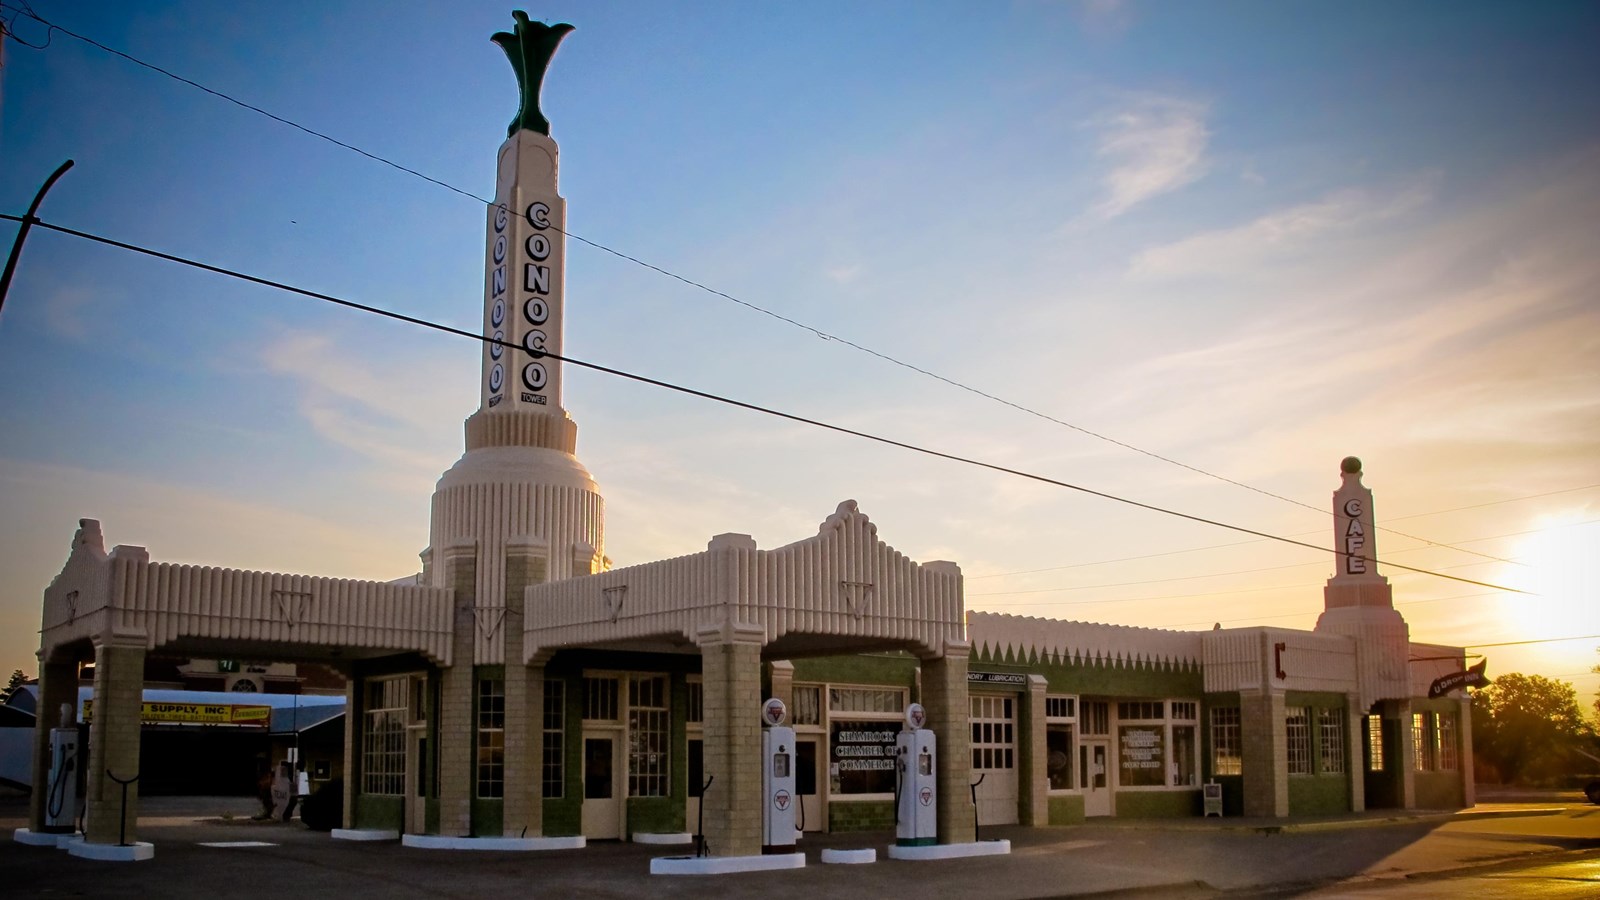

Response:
(0, 159), (74, 320)
(969, 772), (986, 843)
(107, 769), (139, 847)
(695, 775), (713, 857)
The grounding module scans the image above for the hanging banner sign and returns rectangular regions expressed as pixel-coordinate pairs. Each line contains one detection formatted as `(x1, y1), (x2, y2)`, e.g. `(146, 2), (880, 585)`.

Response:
(1428, 659), (1491, 698)
(83, 700), (272, 727)
(968, 671), (1027, 686)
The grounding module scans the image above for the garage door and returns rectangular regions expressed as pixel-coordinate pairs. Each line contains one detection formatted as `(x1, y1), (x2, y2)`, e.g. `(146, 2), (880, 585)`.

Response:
(969, 693), (1018, 826)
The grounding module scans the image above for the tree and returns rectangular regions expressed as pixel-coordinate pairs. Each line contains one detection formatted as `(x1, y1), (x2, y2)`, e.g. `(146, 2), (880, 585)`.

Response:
(1592, 649), (1599, 725)
(1, 669), (26, 704)
(1472, 673), (1595, 784)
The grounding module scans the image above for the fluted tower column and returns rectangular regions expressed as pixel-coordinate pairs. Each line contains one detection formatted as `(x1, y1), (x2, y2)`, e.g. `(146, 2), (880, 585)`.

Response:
(427, 22), (602, 666)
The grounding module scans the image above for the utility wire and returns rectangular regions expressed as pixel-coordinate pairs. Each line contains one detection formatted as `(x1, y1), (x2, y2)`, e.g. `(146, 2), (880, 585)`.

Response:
(969, 484), (1600, 580)
(968, 518), (1596, 597)
(1383, 484), (1600, 523)
(0, 1), (1515, 567)
(1460, 635), (1600, 650)
(0, 212), (1535, 597)
(969, 551), (1530, 599)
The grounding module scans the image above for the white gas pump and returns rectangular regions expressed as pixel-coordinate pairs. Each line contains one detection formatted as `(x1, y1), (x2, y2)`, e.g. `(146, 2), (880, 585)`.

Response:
(760, 697), (797, 853)
(44, 702), (81, 834)
(895, 702), (937, 846)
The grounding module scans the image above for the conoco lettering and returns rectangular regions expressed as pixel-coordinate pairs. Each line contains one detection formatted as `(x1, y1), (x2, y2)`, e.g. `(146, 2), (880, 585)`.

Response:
(522, 362), (547, 391)
(523, 329), (547, 357)
(494, 204), (508, 233)
(524, 263), (550, 294)
(493, 234), (507, 264)
(525, 202), (551, 229)
(525, 233), (551, 260)
(524, 298), (549, 325)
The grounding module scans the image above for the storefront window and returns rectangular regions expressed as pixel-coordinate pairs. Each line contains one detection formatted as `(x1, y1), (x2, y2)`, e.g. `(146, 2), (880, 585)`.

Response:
(829, 720), (898, 794)
(1438, 713), (1458, 771)
(1318, 708), (1345, 774)
(542, 679), (564, 798)
(476, 678), (505, 798)
(628, 675), (669, 797)
(1046, 694), (1078, 791)
(792, 685), (821, 725)
(1366, 715), (1385, 771)
(1211, 707), (1241, 776)
(1047, 725), (1075, 789)
(363, 677), (407, 795)
(1412, 713), (1432, 771)
(1286, 707), (1311, 775)
(1169, 725), (1196, 786)
(829, 687), (903, 714)
(1118, 724), (1164, 786)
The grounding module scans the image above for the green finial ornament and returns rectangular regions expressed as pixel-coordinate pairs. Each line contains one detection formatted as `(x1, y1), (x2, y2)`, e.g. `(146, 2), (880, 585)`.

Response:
(492, 12), (574, 138)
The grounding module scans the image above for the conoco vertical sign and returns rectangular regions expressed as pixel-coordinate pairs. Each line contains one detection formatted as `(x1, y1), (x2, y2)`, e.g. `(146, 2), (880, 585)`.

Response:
(483, 139), (565, 413)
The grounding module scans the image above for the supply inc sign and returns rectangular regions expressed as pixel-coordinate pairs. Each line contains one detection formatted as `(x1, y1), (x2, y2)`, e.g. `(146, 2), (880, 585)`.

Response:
(83, 700), (271, 728)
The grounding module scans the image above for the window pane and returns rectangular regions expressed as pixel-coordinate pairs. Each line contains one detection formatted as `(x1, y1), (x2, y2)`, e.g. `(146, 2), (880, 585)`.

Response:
(1286, 707), (1311, 776)
(1047, 725), (1075, 790)
(1211, 707), (1241, 776)
(1171, 725), (1196, 786)
(1318, 708), (1345, 775)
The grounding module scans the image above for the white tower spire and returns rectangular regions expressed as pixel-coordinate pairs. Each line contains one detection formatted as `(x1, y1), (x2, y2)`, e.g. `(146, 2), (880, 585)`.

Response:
(1315, 457), (1409, 710)
(424, 22), (603, 666)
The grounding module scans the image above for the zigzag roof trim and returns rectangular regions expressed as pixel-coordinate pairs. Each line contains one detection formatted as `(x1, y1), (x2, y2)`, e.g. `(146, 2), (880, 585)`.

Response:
(968, 611), (1203, 668)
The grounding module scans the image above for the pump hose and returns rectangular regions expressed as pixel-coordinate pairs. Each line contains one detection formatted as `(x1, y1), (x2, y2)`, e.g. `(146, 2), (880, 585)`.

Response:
(46, 744), (68, 821)
(893, 754), (903, 827)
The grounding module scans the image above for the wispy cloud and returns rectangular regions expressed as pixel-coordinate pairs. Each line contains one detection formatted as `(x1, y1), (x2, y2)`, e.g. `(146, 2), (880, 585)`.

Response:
(41, 286), (100, 341)
(259, 330), (464, 481)
(1129, 175), (1439, 278)
(1089, 93), (1210, 220)
(1075, 0), (1135, 38)
(1100, 148), (1600, 480)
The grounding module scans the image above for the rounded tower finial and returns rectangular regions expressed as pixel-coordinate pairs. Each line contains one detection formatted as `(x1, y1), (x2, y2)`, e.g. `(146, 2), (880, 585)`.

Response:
(1340, 456), (1362, 475)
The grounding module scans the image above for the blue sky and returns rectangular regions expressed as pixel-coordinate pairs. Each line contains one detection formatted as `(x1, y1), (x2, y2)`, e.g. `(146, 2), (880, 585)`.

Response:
(2, 1), (1597, 707)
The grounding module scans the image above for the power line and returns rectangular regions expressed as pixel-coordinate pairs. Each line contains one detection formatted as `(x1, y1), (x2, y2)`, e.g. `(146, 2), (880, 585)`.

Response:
(969, 552), (1527, 599)
(1148, 590), (1499, 630)
(1384, 484), (1600, 523)
(967, 519), (1597, 598)
(0, 1), (1514, 568)
(1, 211), (1536, 598)
(1460, 635), (1600, 650)
(970, 485), (1600, 580)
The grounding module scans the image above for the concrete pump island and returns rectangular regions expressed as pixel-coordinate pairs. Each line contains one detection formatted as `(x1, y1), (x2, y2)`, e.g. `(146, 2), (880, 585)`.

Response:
(13, 11), (1474, 875)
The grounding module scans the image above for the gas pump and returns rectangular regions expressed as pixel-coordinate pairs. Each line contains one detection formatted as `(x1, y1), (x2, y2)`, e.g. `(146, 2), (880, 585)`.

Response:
(44, 702), (81, 834)
(895, 702), (936, 846)
(760, 697), (797, 854)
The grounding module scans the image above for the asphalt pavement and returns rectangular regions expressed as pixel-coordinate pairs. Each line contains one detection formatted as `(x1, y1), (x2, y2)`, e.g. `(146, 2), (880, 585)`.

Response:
(3, 792), (1596, 899)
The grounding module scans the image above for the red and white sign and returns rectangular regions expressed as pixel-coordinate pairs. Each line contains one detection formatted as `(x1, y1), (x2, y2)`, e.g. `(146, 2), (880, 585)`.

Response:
(762, 697), (787, 727)
(773, 789), (791, 811)
(919, 786), (933, 807)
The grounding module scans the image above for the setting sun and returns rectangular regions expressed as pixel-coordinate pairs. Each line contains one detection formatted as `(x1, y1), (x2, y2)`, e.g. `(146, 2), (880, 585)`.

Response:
(1508, 519), (1600, 639)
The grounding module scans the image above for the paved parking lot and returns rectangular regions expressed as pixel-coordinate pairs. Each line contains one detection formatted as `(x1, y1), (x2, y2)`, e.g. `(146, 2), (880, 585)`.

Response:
(4, 794), (1597, 899)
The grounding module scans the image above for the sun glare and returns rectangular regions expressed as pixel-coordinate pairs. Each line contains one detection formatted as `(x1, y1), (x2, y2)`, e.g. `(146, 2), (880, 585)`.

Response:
(1508, 519), (1600, 639)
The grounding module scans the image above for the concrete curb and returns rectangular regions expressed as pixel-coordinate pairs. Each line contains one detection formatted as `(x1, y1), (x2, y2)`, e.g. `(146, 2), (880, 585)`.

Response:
(1089, 805), (1566, 835)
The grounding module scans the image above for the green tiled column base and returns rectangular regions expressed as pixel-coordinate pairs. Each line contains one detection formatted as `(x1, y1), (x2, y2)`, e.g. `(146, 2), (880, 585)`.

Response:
(829, 799), (894, 832)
